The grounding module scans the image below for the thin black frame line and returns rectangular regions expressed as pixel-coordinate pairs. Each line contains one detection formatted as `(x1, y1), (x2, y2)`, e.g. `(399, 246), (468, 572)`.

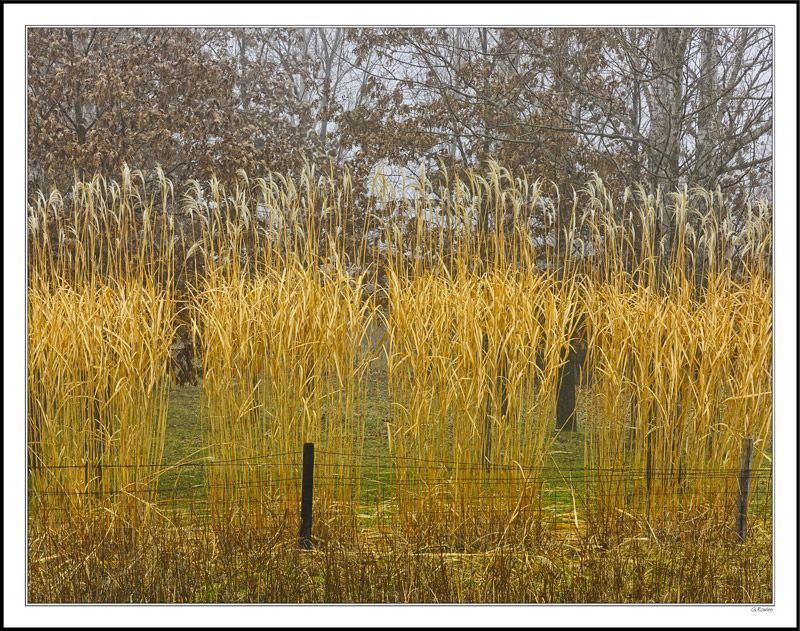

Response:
(21, 20), (778, 608)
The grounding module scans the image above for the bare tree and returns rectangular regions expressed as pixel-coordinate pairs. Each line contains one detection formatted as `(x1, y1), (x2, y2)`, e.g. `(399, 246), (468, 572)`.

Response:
(29, 27), (772, 204)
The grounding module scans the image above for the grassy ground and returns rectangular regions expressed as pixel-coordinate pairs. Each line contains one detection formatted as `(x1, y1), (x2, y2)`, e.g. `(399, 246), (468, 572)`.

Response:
(28, 379), (773, 603)
(157, 377), (593, 497)
(158, 383), (207, 494)
(154, 375), (772, 539)
(27, 501), (773, 603)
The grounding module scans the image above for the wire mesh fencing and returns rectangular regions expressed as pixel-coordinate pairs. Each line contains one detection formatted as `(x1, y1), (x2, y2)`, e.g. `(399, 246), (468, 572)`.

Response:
(27, 445), (773, 551)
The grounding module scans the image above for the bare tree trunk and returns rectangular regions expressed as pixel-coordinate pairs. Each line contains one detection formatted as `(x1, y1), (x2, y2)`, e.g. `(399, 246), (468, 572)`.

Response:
(695, 28), (719, 190)
(647, 28), (690, 192)
(555, 340), (578, 432)
(317, 28), (342, 146)
(646, 28), (690, 273)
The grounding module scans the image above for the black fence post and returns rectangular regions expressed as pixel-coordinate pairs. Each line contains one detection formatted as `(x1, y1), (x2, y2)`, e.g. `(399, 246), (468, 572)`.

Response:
(299, 442), (315, 550)
(735, 437), (754, 543)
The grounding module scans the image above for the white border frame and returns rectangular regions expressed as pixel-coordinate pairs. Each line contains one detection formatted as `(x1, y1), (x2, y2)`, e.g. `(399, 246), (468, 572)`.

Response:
(5, 3), (796, 628)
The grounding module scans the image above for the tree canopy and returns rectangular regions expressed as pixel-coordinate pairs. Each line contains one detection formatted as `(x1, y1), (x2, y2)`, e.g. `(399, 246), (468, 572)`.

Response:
(28, 27), (772, 202)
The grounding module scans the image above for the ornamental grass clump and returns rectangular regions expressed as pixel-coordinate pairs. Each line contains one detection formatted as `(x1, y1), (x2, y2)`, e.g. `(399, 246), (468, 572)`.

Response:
(27, 160), (772, 559)
(27, 167), (177, 529)
(378, 164), (584, 546)
(188, 168), (375, 537)
(383, 265), (581, 545)
(28, 282), (174, 520)
(578, 179), (772, 539)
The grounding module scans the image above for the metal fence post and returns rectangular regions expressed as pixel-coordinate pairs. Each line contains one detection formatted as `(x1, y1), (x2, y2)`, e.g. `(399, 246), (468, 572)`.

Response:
(299, 442), (315, 549)
(735, 437), (754, 542)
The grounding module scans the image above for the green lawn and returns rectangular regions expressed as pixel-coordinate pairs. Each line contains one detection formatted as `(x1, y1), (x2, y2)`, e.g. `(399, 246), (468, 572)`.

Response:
(157, 383), (207, 496)
(157, 377), (592, 504)
(156, 378), (772, 534)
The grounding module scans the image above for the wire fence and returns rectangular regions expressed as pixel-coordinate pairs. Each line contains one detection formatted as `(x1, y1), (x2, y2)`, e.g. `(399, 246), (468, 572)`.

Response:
(27, 445), (773, 549)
